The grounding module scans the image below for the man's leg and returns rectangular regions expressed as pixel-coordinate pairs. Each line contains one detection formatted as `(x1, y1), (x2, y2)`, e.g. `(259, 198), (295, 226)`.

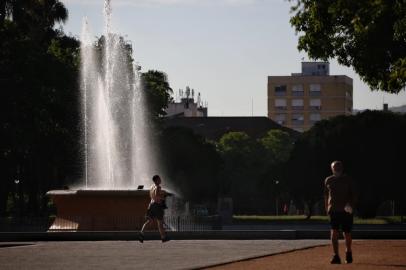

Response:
(344, 232), (352, 252)
(331, 229), (339, 255)
(139, 218), (151, 243)
(343, 212), (353, 263)
(329, 212), (341, 264)
(140, 218), (151, 233)
(157, 219), (167, 240)
(329, 229), (341, 264)
(344, 232), (353, 263)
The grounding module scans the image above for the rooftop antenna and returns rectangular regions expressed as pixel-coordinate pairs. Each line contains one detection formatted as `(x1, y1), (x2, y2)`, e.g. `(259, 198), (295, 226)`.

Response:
(185, 86), (191, 108)
(251, 97), (254, 116)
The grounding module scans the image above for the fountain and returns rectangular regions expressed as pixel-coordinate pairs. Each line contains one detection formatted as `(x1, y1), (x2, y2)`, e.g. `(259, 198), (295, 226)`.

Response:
(47, 0), (158, 231)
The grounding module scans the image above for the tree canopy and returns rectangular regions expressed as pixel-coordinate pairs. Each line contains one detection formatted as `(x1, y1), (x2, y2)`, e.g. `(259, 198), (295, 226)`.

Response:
(287, 110), (406, 218)
(290, 0), (406, 93)
(141, 70), (173, 121)
(0, 0), (80, 216)
(160, 127), (222, 205)
(260, 130), (294, 164)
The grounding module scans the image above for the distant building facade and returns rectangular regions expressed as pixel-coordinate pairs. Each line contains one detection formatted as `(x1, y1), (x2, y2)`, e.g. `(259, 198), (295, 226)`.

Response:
(165, 86), (208, 117)
(268, 62), (353, 132)
(166, 98), (208, 117)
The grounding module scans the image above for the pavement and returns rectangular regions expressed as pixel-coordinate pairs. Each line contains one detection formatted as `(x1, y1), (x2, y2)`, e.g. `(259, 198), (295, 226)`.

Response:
(0, 240), (329, 270)
(2, 227), (406, 242)
(222, 224), (406, 231)
(205, 240), (406, 270)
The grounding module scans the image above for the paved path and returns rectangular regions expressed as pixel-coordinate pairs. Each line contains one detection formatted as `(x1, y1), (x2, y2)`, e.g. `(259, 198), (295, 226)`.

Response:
(222, 224), (406, 230)
(0, 240), (328, 270)
(206, 240), (406, 270)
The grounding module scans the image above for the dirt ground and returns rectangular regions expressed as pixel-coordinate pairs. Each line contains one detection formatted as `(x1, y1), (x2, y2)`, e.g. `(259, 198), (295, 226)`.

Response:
(204, 240), (406, 270)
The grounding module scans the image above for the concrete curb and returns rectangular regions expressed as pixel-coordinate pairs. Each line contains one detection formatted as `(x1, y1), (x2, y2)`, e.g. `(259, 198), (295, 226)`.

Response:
(1, 230), (406, 242)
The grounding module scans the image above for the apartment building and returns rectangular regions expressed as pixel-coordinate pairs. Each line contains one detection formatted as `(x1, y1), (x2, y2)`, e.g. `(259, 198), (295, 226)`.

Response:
(268, 62), (353, 132)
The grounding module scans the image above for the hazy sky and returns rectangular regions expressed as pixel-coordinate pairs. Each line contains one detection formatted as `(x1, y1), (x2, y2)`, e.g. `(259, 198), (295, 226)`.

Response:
(61, 0), (406, 116)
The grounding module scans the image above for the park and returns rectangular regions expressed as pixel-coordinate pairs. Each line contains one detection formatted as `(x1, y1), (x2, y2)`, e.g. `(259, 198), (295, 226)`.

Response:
(1, 0), (406, 269)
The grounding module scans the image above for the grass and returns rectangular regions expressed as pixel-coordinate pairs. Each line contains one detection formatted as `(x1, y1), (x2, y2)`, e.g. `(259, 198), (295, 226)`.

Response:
(233, 215), (404, 225)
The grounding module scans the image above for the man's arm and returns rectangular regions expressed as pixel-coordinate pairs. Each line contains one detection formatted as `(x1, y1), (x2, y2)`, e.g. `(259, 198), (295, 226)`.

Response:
(348, 177), (357, 208)
(324, 178), (329, 213)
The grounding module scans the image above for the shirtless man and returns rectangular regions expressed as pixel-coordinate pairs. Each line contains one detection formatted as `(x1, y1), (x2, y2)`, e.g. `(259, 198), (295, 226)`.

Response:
(139, 175), (170, 243)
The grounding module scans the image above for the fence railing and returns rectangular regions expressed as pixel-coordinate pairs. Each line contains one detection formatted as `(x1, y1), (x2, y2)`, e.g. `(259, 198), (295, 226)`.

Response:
(0, 215), (223, 232)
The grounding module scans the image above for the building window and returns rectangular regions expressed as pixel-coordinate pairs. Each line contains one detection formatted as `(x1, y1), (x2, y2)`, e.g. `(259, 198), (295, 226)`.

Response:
(275, 99), (287, 110)
(274, 85), (287, 96)
(310, 113), (321, 124)
(310, 99), (321, 110)
(291, 113), (304, 125)
(291, 99), (304, 110)
(310, 84), (321, 96)
(275, 114), (286, 125)
(292, 84), (304, 96)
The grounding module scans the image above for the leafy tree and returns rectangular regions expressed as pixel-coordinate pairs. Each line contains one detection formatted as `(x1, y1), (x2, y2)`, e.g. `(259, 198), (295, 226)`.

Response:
(142, 70), (173, 121)
(287, 110), (406, 218)
(260, 129), (294, 164)
(217, 132), (256, 194)
(217, 132), (268, 213)
(290, 0), (406, 93)
(161, 127), (221, 205)
(214, 130), (296, 214)
(259, 130), (295, 214)
(0, 0), (80, 216)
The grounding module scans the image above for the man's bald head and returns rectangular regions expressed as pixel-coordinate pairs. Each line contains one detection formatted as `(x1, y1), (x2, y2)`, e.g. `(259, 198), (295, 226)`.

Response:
(331, 161), (343, 175)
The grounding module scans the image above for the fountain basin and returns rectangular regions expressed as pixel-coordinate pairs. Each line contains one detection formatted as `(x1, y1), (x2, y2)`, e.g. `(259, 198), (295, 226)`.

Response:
(47, 190), (150, 231)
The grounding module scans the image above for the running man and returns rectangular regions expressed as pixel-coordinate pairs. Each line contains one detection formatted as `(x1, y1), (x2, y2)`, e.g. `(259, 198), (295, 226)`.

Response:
(139, 175), (170, 243)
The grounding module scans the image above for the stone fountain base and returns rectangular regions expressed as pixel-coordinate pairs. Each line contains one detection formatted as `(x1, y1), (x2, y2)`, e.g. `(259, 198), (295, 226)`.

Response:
(46, 190), (150, 231)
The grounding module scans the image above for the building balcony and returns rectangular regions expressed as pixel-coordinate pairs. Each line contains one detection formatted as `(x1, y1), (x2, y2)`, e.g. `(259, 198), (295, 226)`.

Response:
(275, 106), (287, 110)
(310, 91), (321, 96)
(291, 120), (304, 125)
(291, 106), (304, 111)
(292, 91), (304, 97)
(309, 106), (322, 111)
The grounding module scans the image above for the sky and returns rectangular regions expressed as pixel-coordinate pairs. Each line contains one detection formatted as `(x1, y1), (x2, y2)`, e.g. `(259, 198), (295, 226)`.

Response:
(60, 0), (406, 116)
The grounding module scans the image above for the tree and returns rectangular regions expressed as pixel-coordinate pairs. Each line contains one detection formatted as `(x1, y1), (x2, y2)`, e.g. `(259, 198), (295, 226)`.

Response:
(259, 130), (295, 214)
(217, 132), (268, 213)
(141, 70), (173, 121)
(290, 0), (406, 93)
(260, 130), (294, 164)
(287, 110), (406, 218)
(161, 127), (221, 205)
(0, 0), (80, 216)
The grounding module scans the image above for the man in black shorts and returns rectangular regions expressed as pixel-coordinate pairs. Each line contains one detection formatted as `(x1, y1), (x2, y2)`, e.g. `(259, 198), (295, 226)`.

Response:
(139, 175), (169, 243)
(324, 161), (356, 264)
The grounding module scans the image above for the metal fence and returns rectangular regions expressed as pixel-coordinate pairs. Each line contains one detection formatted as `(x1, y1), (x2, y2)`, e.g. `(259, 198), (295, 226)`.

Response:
(0, 215), (222, 232)
(0, 217), (54, 232)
